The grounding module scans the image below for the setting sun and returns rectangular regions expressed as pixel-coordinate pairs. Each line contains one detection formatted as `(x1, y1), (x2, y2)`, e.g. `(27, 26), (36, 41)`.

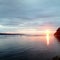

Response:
(46, 30), (50, 35)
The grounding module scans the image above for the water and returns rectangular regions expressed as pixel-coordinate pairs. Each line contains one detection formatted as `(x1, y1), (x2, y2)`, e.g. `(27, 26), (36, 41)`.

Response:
(0, 35), (60, 60)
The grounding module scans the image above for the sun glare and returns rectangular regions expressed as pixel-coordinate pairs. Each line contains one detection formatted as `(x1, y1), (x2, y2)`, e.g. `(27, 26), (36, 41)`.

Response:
(46, 30), (50, 35)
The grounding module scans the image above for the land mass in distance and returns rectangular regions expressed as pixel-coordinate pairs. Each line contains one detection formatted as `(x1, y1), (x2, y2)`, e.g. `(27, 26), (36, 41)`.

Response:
(0, 33), (44, 36)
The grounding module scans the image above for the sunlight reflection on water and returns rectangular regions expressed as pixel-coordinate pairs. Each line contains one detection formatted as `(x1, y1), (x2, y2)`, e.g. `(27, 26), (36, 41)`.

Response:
(20, 35), (54, 47)
(46, 33), (50, 46)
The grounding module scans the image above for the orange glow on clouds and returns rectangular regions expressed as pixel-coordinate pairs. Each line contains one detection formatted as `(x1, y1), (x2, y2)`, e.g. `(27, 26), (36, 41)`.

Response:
(17, 24), (55, 35)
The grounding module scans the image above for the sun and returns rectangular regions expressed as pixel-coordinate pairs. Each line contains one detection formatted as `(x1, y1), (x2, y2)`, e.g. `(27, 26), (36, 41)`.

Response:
(46, 30), (50, 35)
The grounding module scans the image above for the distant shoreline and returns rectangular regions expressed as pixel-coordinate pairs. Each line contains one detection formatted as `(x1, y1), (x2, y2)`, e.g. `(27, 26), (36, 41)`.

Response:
(0, 33), (24, 35)
(0, 33), (45, 36)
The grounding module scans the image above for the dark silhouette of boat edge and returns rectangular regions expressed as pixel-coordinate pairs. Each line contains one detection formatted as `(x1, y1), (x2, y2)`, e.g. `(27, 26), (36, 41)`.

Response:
(54, 27), (60, 41)
(54, 27), (60, 36)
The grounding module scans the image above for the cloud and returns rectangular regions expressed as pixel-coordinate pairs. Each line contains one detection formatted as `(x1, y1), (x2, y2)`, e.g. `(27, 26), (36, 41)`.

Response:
(0, 0), (60, 32)
(0, 17), (60, 32)
(0, 18), (43, 27)
(0, 0), (60, 19)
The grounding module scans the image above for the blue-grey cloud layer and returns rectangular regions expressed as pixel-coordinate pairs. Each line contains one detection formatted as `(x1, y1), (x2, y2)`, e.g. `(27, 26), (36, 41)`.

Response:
(0, 0), (60, 32)
(0, 0), (60, 18)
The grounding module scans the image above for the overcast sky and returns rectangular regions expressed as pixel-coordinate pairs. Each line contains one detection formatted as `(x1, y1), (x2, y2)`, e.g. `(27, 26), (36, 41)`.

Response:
(0, 0), (60, 33)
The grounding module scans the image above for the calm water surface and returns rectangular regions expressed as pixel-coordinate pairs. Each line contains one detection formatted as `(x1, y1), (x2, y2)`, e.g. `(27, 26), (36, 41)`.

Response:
(0, 35), (60, 60)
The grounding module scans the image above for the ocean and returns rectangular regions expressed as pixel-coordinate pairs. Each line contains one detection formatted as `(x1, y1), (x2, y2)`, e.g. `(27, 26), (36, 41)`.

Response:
(0, 35), (60, 60)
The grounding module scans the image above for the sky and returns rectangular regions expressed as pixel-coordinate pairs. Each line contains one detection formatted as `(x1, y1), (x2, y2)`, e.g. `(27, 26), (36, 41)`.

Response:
(0, 0), (60, 34)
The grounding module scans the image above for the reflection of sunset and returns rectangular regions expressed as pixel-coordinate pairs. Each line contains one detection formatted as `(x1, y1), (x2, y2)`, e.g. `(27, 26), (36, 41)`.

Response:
(18, 25), (55, 46)
(46, 30), (50, 45)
